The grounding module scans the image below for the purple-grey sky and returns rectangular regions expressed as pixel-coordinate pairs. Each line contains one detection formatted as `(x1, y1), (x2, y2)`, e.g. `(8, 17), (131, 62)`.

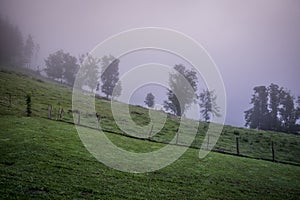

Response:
(1, 0), (300, 127)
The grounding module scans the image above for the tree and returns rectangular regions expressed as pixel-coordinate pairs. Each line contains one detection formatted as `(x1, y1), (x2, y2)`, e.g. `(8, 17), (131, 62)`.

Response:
(144, 93), (155, 108)
(45, 50), (79, 85)
(23, 34), (35, 68)
(279, 90), (297, 132)
(268, 83), (282, 130)
(79, 53), (100, 92)
(101, 55), (121, 98)
(63, 52), (79, 85)
(199, 89), (220, 122)
(245, 84), (300, 133)
(0, 17), (24, 66)
(45, 50), (64, 81)
(245, 86), (269, 130)
(297, 96), (300, 117)
(163, 64), (198, 116)
(26, 94), (31, 117)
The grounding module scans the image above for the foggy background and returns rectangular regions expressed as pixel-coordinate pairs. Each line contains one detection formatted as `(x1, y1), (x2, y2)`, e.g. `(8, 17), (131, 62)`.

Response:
(1, 0), (299, 127)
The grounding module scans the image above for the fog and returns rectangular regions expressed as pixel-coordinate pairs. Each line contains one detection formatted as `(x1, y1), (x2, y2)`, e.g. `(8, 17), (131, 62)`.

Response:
(1, 0), (300, 127)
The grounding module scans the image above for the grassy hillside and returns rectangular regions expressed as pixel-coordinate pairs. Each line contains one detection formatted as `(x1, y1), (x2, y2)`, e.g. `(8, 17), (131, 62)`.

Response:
(0, 68), (299, 164)
(0, 68), (300, 199)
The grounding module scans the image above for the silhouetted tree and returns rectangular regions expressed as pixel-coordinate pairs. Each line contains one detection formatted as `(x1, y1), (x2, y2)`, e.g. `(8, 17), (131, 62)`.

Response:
(268, 83), (282, 130)
(101, 55), (121, 99)
(144, 92), (155, 108)
(245, 84), (300, 133)
(163, 64), (198, 116)
(199, 89), (220, 122)
(245, 86), (269, 130)
(279, 90), (297, 132)
(297, 96), (300, 116)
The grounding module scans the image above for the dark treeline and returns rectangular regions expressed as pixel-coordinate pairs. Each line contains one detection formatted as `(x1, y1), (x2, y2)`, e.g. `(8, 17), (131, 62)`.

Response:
(44, 50), (121, 99)
(245, 83), (300, 133)
(0, 16), (37, 69)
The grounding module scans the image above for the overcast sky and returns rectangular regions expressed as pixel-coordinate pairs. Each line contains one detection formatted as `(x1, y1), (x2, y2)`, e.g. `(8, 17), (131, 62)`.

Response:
(1, 0), (300, 127)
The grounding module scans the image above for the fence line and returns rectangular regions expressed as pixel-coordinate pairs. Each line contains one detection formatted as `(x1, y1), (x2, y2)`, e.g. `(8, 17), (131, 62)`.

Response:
(46, 106), (298, 166)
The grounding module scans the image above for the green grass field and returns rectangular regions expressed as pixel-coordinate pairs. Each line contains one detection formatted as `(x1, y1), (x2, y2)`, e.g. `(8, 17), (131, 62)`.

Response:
(0, 68), (300, 199)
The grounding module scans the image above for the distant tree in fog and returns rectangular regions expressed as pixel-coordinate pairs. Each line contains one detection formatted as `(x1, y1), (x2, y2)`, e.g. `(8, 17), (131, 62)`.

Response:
(45, 50), (79, 85)
(198, 89), (220, 122)
(0, 17), (24, 66)
(100, 55), (121, 99)
(144, 93), (155, 108)
(23, 34), (35, 68)
(163, 64), (198, 116)
(79, 53), (101, 92)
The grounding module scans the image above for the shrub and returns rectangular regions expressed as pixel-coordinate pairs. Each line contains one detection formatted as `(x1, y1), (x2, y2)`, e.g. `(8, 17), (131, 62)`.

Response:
(26, 94), (31, 117)
(234, 130), (240, 136)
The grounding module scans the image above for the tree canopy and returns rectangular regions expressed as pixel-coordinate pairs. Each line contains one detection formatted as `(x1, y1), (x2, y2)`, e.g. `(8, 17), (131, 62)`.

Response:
(100, 55), (121, 99)
(245, 83), (300, 133)
(144, 92), (155, 108)
(198, 89), (220, 122)
(45, 50), (79, 85)
(163, 64), (198, 116)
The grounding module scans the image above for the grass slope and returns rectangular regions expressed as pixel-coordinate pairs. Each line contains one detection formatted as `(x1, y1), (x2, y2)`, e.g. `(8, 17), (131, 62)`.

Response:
(0, 68), (300, 199)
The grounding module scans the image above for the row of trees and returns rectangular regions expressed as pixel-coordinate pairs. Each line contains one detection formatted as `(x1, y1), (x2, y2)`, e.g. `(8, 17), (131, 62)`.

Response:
(0, 16), (38, 68)
(144, 64), (220, 122)
(245, 83), (300, 133)
(44, 50), (121, 98)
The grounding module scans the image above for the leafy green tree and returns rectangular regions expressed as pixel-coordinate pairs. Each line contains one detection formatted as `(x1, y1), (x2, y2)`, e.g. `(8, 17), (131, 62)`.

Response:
(144, 92), (155, 108)
(101, 55), (121, 99)
(245, 86), (269, 130)
(199, 89), (220, 122)
(163, 64), (198, 116)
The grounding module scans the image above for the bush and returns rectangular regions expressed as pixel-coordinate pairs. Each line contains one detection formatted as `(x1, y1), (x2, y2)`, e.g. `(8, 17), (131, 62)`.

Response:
(26, 94), (31, 117)
(233, 130), (240, 136)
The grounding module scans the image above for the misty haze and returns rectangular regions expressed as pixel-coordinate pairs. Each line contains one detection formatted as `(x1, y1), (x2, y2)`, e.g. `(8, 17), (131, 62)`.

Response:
(0, 0), (299, 199)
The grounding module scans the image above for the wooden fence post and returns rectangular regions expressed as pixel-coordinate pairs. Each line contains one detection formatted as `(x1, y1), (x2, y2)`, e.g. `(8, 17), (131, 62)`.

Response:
(123, 119), (126, 129)
(236, 137), (240, 156)
(272, 141), (275, 162)
(97, 118), (101, 129)
(8, 93), (12, 107)
(96, 112), (100, 129)
(48, 105), (52, 119)
(58, 108), (64, 121)
(77, 112), (80, 125)
(207, 134), (210, 150)
(148, 124), (153, 139)
(176, 129), (179, 145)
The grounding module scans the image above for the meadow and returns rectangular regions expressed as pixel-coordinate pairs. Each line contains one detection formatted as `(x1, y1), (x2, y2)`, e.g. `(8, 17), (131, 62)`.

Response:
(0, 68), (299, 199)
